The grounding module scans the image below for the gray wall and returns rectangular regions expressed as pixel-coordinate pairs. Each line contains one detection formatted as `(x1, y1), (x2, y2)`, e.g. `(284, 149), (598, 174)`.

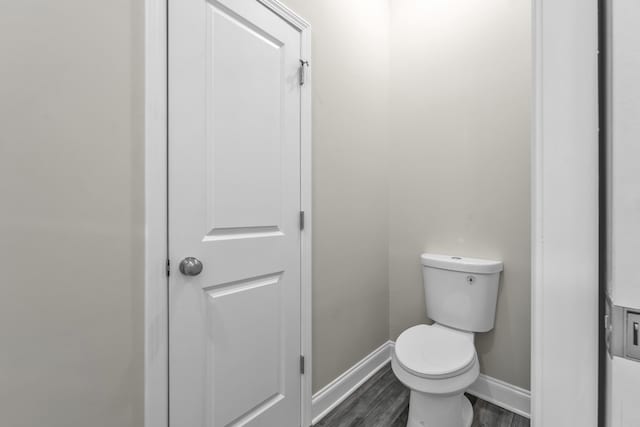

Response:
(0, 1), (144, 426)
(281, 0), (392, 393)
(389, 0), (531, 389)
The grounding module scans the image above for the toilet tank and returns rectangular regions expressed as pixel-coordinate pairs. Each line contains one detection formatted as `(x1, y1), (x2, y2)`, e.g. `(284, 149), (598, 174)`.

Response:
(421, 253), (503, 333)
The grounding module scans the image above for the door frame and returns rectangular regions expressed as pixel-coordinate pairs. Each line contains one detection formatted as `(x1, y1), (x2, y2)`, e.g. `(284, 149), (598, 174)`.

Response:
(531, 0), (599, 426)
(143, 1), (312, 426)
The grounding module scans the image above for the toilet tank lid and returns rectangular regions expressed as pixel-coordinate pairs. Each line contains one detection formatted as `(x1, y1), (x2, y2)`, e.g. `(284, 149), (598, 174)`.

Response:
(421, 253), (503, 274)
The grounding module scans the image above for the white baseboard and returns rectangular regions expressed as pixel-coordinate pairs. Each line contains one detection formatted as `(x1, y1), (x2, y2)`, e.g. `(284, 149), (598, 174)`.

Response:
(312, 341), (531, 425)
(467, 373), (531, 419)
(311, 340), (393, 424)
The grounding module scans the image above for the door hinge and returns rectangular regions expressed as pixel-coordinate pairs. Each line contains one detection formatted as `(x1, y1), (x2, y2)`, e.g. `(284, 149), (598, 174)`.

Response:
(299, 211), (305, 231)
(166, 259), (170, 277)
(300, 355), (305, 374)
(299, 59), (309, 86)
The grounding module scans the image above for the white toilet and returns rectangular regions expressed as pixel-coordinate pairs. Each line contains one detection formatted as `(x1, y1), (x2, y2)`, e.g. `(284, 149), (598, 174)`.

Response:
(392, 253), (503, 427)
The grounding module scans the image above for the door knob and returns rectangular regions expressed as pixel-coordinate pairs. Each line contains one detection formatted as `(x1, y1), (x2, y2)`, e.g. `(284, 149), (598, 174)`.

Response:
(179, 257), (203, 276)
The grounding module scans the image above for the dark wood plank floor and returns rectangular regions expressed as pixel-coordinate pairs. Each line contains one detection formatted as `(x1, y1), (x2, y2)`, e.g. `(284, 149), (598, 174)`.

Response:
(314, 364), (530, 427)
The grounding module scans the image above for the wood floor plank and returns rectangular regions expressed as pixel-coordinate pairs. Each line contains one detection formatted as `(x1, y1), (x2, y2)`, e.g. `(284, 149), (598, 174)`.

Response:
(315, 366), (398, 427)
(471, 399), (514, 427)
(509, 414), (531, 427)
(338, 364), (394, 403)
(390, 406), (409, 427)
(354, 379), (409, 426)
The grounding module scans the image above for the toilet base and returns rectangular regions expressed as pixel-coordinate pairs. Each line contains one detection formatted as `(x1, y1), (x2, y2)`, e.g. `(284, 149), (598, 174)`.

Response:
(405, 390), (473, 427)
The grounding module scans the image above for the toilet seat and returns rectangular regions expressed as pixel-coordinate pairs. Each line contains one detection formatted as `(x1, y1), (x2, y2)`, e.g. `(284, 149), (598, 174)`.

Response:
(395, 324), (476, 379)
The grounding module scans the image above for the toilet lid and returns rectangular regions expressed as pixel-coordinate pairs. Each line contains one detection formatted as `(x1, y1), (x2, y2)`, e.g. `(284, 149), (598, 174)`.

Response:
(395, 325), (476, 379)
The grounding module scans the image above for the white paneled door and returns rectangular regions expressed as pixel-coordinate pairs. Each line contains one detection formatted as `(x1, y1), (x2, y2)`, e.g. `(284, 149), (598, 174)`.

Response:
(168, 0), (305, 425)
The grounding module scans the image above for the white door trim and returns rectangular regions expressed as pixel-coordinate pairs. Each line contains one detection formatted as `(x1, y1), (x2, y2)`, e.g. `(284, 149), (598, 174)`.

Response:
(531, 1), (599, 426)
(143, 1), (311, 426)
(145, 0), (168, 426)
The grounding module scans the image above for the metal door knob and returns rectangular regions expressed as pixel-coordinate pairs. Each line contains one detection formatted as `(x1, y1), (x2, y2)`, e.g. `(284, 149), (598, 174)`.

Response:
(179, 257), (203, 276)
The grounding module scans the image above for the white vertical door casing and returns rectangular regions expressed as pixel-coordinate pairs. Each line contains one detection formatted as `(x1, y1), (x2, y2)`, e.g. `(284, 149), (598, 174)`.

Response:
(606, 0), (640, 306)
(606, 1), (640, 426)
(532, 0), (599, 426)
(169, 0), (303, 426)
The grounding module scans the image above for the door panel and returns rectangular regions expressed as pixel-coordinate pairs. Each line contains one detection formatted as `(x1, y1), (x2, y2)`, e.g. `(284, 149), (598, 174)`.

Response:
(207, 3), (284, 233)
(169, 0), (302, 426)
(206, 273), (283, 426)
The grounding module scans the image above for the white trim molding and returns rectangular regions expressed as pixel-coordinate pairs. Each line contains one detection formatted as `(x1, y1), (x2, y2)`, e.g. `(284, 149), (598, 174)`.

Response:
(531, 0), (599, 426)
(312, 341), (531, 425)
(144, 0), (168, 426)
(467, 374), (531, 419)
(311, 341), (393, 425)
(258, 0), (310, 31)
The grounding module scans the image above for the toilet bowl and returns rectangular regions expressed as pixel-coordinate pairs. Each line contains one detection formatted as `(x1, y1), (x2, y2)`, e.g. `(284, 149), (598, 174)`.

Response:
(392, 254), (503, 427)
(392, 324), (479, 427)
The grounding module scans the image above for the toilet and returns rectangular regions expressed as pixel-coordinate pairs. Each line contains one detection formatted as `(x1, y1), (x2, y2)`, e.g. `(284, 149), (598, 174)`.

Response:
(392, 253), (503, 427)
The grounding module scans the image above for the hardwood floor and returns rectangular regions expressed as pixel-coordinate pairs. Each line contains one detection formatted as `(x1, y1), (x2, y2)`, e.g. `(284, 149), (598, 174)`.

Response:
(314, 364), (530, 427)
